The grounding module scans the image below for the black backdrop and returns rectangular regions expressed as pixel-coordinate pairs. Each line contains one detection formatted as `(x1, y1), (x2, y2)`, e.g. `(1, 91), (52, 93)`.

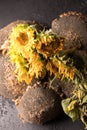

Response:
(0, 0), (87, 130)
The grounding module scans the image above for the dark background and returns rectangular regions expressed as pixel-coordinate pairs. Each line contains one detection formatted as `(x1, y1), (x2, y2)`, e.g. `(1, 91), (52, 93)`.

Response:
(0, 0), (87, 28)
(0, 0), (87, 130)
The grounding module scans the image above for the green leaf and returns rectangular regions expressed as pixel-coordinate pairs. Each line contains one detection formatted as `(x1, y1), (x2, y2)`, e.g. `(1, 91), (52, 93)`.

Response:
(82, 95), (87, 104)
(61, 98), (79, 121)
(61, 98), (71, 113)
(68, 109), (79, 121)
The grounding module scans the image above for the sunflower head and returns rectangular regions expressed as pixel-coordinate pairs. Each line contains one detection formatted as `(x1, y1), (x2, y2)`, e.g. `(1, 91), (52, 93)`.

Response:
(9, 23), (64, 84)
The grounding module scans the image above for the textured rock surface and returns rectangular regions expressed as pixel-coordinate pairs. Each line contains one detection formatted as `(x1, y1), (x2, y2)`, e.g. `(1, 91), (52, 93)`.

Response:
(52, 12), (87, 50)
(0, 54), (27, 100)
(17, 84), (62, 124)
(49, 78), (75, 98)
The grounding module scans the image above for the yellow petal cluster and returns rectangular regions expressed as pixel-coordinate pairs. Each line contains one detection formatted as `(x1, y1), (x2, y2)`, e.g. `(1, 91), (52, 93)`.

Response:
(9, 24), (64, 84)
